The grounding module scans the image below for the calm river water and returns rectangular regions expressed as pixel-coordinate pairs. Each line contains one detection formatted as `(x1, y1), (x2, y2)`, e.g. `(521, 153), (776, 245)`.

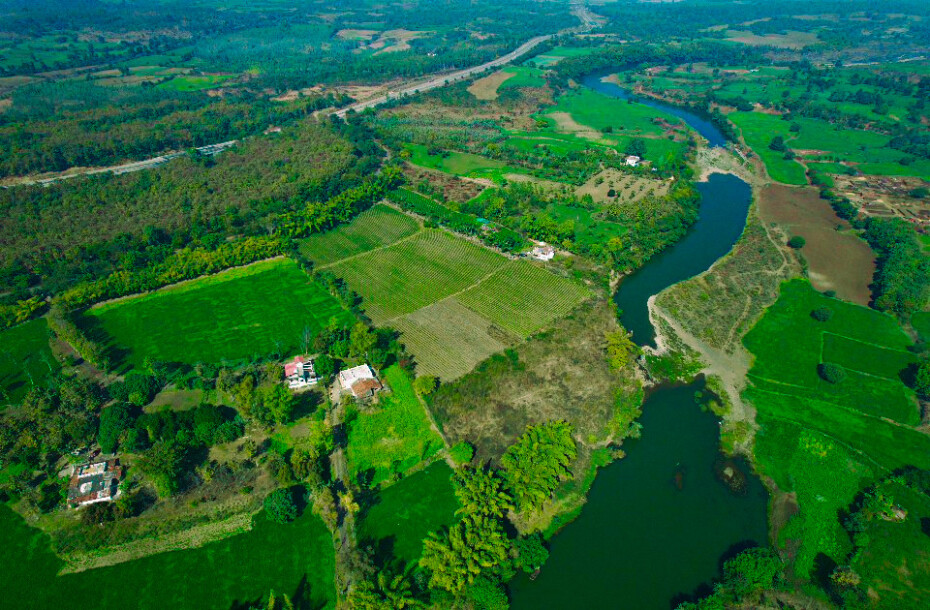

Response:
(509, 73), (768, 610)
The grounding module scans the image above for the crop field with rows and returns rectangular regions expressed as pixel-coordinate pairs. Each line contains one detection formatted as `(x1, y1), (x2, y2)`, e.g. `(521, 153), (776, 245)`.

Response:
(321, 220), (592, 380)
(298, 204), (420, 266)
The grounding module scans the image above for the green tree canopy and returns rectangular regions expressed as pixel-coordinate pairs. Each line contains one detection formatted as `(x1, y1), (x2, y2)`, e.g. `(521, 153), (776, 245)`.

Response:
(500, 421), (577, 513)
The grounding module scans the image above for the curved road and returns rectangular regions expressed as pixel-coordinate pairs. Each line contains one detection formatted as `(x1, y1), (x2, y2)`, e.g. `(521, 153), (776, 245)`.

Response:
(4, 2), (599, 187)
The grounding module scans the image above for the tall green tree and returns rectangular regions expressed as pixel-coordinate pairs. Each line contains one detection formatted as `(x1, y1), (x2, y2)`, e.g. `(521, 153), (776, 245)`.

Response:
(500, 421), (577, 513)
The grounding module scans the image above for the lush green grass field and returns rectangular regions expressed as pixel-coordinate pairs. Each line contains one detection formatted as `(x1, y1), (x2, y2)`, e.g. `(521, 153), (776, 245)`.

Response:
(405, 144), (528, 183)
(547, 88), (674, 136)
(357, 462), (460, 568)
(298, 204), (420, 266)
(745, 279), (930, 579)
(345, 365), (445, 486)
(0, 504), (335, 610)
(744, 279), (918, 424)
(328, 229), (508, 322)
(729, 112), (807, 185)
(0, 319), (58, 404)
(157, 74), (236, 91)
(84, 258), (353, 368)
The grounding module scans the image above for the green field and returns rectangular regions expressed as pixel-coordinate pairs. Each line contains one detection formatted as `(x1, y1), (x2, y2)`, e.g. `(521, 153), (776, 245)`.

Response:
(729, 112), (807, 185)
(320, 221), (591, 379)
(405, 144), (529, 183)
(547, 88), (676, 136)
(526, 46), (596, 67)
(0, 319), (59, 404)
(84, 258), (353, 368)
(0, 504), (335, 610)
(744, 279), (918, 424)
(157, 74), (236, 91)
(298, 204), (420, 266)
(357, 462), (460, 567)
(345, 365), (445, 486)
(745, 279), (930, 579)
(498, 66), (547, 90)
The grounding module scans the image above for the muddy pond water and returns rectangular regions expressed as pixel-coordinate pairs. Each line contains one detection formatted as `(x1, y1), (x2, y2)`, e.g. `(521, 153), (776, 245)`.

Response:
(509, 73), (768, 609)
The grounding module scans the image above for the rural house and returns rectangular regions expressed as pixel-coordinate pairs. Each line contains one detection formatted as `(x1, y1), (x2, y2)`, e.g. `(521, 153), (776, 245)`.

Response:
(68, 458), (123, 508)
(625, 155), (641, 167)
(530, 243), (555, 261)
(338, 364), (383, 399)
(284, 355), (318, 389)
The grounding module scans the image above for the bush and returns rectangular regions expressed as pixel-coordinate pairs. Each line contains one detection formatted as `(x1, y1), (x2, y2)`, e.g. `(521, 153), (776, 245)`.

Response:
(819, 363), (847, 384)
(811, 307), (833, 322)
(413, 375), (439, 396)
(264, 488), (298, 524)
(449, 441), (474, 465)
(910, 187), (929, 199)
(787, 236), (806, 249)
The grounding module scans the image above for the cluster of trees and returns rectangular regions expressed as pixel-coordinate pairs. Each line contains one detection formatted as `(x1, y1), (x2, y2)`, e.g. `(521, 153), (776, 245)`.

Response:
(57, 236), (284, 310)
(415, 421), (574, 606)
(862, 217), (930, 316)
(276, 167), (405, 239)
(677, 547), (784, 610)
(0, 296), (45, 330)
(386, 188), (527, 253)
(46, 305), (108, 370)
(1, 121), (360, 299)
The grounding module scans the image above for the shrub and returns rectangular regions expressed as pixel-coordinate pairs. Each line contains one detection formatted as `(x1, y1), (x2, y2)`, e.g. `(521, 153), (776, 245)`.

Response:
(449, 441), (474, 465)
(413, 375), (439, 396)
(787, 236), (806, 249)
(819, 363), (847, 384)
(264, 488), (298, 524)
(811, 307), (833, 322)
(909, 187), (929, 199)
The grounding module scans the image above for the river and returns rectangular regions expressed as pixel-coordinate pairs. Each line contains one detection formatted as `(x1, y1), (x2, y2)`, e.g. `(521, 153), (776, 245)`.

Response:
(509, 73), (767, 609)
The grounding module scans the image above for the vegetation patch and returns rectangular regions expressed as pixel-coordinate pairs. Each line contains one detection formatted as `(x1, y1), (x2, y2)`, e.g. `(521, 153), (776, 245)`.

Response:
(0, 504), (336, 609)
(357, 462), (461, 568)
(345, 365), (446, 487)
(0, 318), (58, 404)
(84, 258), (353, 368)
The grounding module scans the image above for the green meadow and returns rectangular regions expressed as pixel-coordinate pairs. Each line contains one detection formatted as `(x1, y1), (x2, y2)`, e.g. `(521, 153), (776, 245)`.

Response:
(157, 74), (236, 91)
(405, 144), (529, 183)
(0, 319), (59, 404)
(357, 462), (461, 568)
(744, 279), (929, 579)
(345, 365), (446, 487)
(547, 88), (675, 136)
(0, 504), (335, 610)
(498, 66), (546, 90)
(83, 258), (353, 368)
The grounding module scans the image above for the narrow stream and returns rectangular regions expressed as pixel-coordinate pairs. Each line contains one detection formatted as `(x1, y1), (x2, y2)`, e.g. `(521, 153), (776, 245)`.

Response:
(509, 72), (768, 609)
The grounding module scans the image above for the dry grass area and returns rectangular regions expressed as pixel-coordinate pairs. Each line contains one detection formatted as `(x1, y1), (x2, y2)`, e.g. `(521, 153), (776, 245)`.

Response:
(402, 165), (486, 203)
(372, 29), (431, 54)
(548, 111), (606, 142)
(758, 184), (875, 305)
(429, 300), (641, 463)
(656, 213), (793, 355)
(467, 69), (516, 100)
(576, 168), (670, 204)
(724, 29), (820, 49)
(336, 28), (379, 40)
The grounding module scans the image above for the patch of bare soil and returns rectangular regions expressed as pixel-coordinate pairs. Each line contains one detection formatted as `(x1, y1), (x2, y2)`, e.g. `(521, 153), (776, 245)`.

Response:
(548, 111), (605, 142)
(576, 167), (670, 204)
(401, 165), (485, 203)
(428, 300), (640, 463)
(467, 70), (516, 101)
(758, 184), (875, 305)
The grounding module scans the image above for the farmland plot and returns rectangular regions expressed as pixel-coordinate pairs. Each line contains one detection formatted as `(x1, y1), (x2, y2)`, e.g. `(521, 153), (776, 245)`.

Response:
(298, 204), (420, 266)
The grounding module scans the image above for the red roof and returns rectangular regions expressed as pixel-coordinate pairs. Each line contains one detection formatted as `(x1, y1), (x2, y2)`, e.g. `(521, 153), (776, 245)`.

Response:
(284, 363), (298, 376)
(351, 378), (383, 397)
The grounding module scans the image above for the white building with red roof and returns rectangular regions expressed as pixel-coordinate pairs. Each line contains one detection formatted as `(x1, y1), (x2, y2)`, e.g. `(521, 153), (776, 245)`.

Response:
(338, 364), (383, 399)
(284, 355), (318, 389)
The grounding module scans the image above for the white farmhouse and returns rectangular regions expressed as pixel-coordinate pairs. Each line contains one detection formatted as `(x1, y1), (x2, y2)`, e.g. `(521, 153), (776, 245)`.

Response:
(338, 364), (383, 399)
(284, 356), (318, 389)
(625, 155), (641, 167)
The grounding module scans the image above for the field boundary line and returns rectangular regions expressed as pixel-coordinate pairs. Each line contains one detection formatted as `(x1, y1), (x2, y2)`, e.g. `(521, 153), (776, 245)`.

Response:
(750, 384), (917, 430)
(820, 330), (914, 354)
(379, 259), (515, 326)
(317, 228), (424, 270)
(88, 256), (286, 311)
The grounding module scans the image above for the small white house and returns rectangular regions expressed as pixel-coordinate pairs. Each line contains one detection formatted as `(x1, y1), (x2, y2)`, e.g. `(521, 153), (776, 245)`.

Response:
(338, 364), (383, 399)
(530, 243), (555, 261)
(625, 155), (641, 167)
(284, 356), (318, 389)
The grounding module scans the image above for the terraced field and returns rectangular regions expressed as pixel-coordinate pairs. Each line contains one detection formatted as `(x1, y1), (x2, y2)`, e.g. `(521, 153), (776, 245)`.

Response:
(320, 220), (592, 380)
(298, 204), (420, 266)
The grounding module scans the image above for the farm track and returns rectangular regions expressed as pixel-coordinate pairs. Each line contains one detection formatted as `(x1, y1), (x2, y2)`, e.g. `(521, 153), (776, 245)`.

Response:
(3, 3), (599, 188)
